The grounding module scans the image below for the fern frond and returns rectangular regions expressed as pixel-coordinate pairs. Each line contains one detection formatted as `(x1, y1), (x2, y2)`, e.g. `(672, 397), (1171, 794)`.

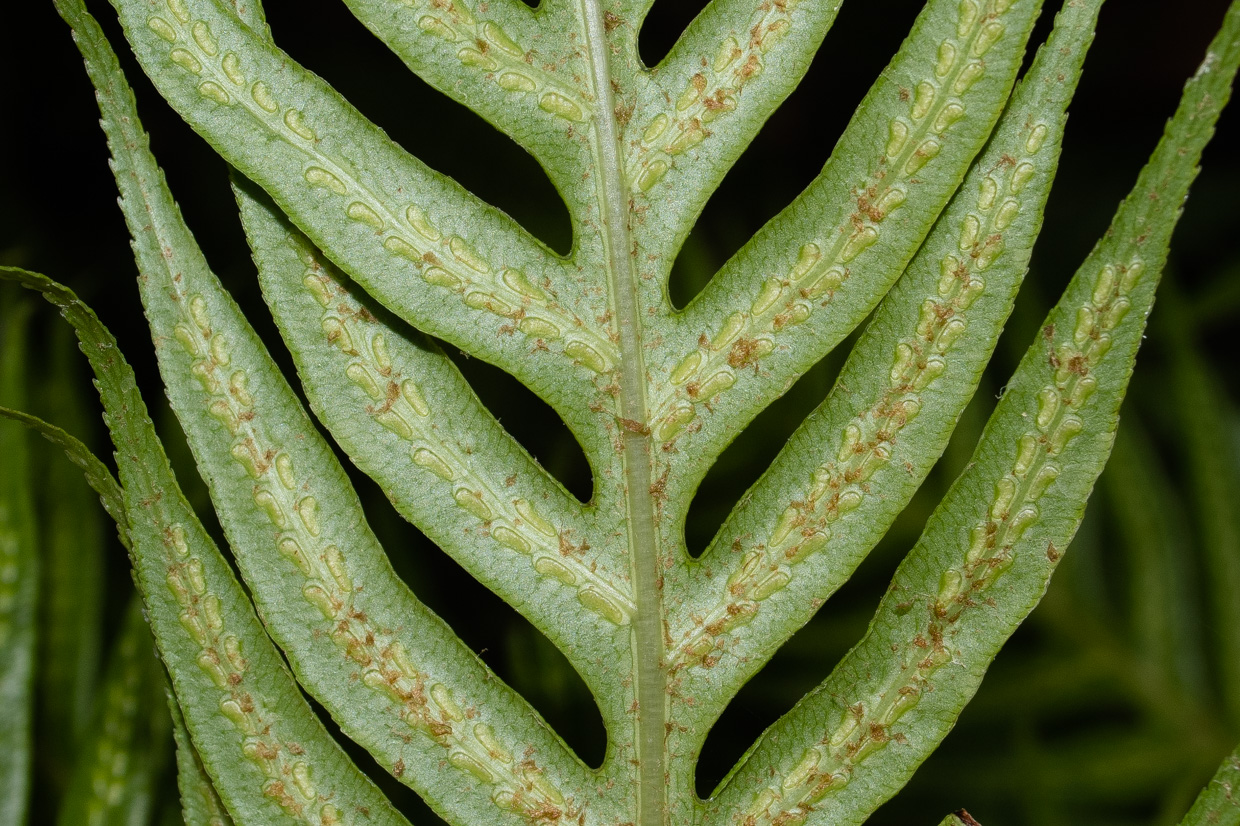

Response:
(704, 3), (1240, 824)
(0, 264), (410, 825)
(170, 690), (236, 826)
(668, 0), (1103, 731)
(108, 0), (609, 437)
(12, 0), (1238, 822)
(658, 0), (1040, 484)
(56, 0), (603, 818)
(236, 183), (633, 667)
(626, 0), (844, 266)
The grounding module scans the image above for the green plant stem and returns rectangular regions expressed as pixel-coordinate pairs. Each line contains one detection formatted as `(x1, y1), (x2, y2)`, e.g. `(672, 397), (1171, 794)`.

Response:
(580, 1), (664, 822)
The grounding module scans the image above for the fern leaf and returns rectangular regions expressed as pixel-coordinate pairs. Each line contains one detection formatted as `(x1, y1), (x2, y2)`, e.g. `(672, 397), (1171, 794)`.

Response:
(626, 0), (844, 265)
(656, 0), (1040, 484)
(666, 0), (1103, 732)
(337, 0), (593, 200)
(0, 406), (129, 541)
(57, 0), (605, 819)
(106, 0), (611, 427)
(170, 692), (236, 826)
(705, 3), (1240, 824)
(235, 183), (638, 690)
(29, 0), (1240, 821)
(0, 264), (411, 825)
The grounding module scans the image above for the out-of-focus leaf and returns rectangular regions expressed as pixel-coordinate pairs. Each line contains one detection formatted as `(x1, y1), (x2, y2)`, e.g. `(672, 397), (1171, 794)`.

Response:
(0, 287), (37, 826)
(1104, 415), (1208, 700)
(35, 324), (106, 796)
(1168, 306), (1240, 726)
(57, 597), (170, 826)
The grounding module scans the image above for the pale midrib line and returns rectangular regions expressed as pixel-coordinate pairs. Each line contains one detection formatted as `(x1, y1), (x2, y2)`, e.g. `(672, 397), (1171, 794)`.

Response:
(578, 1), (664, 824)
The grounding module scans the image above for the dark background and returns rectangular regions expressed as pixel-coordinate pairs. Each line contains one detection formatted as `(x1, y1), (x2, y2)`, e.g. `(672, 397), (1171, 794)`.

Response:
(3, 0), (1240, 823)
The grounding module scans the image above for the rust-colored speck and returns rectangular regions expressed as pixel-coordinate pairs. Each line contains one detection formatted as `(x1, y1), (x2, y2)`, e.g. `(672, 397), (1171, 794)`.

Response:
(728, 336), (764, 369)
